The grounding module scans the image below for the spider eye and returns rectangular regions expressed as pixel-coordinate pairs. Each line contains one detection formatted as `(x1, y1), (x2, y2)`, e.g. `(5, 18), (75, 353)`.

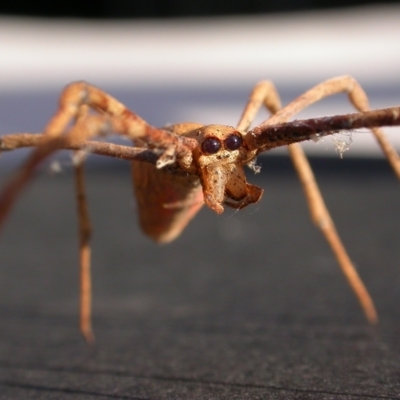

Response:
(224, 134), (242, 151)
(202, 137), (221, 154)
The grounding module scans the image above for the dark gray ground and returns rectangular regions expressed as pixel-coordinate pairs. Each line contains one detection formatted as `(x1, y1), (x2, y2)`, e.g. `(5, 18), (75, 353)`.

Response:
(0, 154), (399, 399)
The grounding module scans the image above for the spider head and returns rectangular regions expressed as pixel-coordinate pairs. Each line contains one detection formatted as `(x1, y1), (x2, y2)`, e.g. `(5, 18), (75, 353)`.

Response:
(184, 124), (263, 214)
(192, 124), (248, 167)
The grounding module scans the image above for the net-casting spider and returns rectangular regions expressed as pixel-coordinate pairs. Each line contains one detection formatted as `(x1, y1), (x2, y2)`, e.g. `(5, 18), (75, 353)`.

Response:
(1, 75), (399, 343)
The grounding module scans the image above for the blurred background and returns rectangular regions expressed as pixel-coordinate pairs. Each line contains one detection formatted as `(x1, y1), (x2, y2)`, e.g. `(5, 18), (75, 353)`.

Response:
(0, 1), (400, 159)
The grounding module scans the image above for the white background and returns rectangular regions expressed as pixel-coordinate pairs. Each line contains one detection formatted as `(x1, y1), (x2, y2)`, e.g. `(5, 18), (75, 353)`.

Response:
(1, 4), (400, 158)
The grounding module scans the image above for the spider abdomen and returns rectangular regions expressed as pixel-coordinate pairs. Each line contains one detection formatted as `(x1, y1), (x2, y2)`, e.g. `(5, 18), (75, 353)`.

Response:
(131, 161), (203, 243)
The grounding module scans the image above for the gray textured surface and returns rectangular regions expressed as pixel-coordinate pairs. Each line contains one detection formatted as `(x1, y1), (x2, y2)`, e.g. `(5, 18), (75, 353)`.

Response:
(0, 156), (399, 399)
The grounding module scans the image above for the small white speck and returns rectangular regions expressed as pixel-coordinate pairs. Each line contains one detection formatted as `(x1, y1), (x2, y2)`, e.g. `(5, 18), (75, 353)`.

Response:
(331, 132), (353, 159)
(49, 160), (62, 173)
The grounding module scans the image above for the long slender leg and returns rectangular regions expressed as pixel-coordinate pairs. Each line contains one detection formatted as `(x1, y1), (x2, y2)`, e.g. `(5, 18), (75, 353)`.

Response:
(74, 157), (94, 343)
(276, 76), (400, 323)
(73, 104), (94, 343)
(236, 80), (282, 131)
(258, 76), (400, 178)
(236, 76), (389, 323)
(0, 83), (193, 341)
(0, 83), (194, 231)
(45, 82), (193, 153)
(263, 77), (400, 322)
(0, 133), (162, 164)
(287, 144), (377, 322)
(0, 84), (196, 342)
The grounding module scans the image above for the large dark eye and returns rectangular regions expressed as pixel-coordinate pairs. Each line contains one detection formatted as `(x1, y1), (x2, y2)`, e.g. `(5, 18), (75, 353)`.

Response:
(224, 134), (242, 151)
(202, 137), (221, 154)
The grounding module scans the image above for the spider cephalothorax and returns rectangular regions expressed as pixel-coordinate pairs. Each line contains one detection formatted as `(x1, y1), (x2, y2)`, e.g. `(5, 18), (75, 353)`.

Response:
(185, 124), (262, 214)
(132, 123), (262, 243)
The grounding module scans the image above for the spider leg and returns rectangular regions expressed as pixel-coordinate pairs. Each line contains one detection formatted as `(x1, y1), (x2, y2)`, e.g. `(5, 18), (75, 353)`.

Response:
(45, 82), (157, 141)
(0, 83), (194, 343)
(236, 80), (282, 131)
(287, 143), (378, 322)
(74, 157), (93, 343)
(257, 76), (400, 178)
(271, 75), (400, 323)
(0, 133), (161, 164)
(72, 105), (94, 343)
(0, 83), (196, 229)
(271, 76), (400, 322)
(238, 76), (392, 323)
(0, 113), (117, 231)
(51, 82), (196, 157)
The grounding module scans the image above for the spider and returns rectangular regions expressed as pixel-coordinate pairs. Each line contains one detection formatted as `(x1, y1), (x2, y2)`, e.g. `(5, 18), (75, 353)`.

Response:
(0, 75), (399, 343)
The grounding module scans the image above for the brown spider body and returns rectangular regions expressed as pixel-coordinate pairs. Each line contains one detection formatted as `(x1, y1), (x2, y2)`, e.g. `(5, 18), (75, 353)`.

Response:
(1, 76), (400, 342)
(132, 122), (263, 242)
(132, 122), (204, 243)
(132, 157), (203, 244)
